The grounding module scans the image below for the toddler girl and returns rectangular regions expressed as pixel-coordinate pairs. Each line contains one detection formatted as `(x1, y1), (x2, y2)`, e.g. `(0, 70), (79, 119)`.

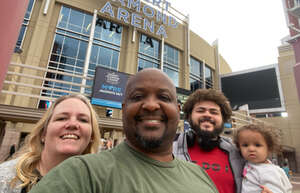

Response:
(234, 124), (292, 193)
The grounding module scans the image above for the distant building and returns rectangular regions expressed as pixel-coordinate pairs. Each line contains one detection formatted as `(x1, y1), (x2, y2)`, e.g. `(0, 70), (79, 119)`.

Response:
(282, 0), (300, 101)
(279, 0), (300, 172)
(220, 62), (299, 172)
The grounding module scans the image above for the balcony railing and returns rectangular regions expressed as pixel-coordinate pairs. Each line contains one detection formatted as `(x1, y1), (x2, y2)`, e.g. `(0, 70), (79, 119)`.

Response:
(228, 110), (282, 139)
(1, 62), (92, 105)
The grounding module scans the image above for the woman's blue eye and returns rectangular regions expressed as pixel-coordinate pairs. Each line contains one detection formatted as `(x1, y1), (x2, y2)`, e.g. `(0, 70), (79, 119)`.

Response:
(80, 118), (89, 123)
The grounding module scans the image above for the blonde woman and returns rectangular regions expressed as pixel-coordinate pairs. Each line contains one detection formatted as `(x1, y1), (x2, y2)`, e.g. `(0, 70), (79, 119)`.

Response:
(0, 94), (100, 193)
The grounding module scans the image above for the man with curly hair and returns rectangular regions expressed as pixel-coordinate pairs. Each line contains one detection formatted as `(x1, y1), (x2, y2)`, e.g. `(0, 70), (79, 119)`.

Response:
(173, 89), (245, 193)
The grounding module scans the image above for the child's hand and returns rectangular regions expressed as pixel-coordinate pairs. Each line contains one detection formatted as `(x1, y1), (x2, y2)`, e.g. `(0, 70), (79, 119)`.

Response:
(260, 185), (273, 193)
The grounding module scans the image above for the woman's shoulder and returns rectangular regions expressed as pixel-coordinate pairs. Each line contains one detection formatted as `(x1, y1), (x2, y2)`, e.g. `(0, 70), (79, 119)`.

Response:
(0, 158), (19, 166)
(0, 159), (19, 172)
(0, 159), (21, 193)
(0, 159), (19, 180)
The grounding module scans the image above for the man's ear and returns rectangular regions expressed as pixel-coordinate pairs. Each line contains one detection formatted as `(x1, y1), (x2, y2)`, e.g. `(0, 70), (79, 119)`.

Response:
(122, 103), (125, 110)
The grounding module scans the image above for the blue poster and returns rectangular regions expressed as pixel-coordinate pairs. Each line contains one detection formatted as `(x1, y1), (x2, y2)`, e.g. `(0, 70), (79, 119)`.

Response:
(91, 66), (131, 109)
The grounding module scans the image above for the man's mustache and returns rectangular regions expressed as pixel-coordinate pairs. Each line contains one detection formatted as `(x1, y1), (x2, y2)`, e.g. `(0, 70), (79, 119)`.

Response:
(198, 117), (216, 126)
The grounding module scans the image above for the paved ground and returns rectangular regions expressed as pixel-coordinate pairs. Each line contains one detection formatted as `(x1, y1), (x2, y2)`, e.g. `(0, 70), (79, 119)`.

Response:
(291, 173), (300, 193)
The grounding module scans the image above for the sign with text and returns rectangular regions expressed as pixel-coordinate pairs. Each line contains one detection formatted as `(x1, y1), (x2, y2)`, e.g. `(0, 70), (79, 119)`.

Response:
(99, 0), (179, 38)
(91, 66), (131, 109)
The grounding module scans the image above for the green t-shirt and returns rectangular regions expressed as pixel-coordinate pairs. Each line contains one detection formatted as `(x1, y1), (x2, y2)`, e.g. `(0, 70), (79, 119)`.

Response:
(29, 142), (218, 193)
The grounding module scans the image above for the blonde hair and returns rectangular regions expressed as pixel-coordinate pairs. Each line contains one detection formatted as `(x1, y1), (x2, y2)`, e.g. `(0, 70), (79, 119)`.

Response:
(11, 94), (100, 190)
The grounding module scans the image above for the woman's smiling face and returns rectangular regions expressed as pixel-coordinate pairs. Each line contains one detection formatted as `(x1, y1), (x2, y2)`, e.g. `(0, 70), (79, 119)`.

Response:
(42, 98), (93, 157)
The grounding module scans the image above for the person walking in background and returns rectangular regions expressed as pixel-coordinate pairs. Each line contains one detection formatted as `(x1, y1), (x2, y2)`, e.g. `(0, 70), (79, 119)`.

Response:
(234, 124), (292, 193)
(0, 94), (100, 193)
(8, 145), (16, 157)
(28, 68), (218, 193)
(282, 162), (290, 179)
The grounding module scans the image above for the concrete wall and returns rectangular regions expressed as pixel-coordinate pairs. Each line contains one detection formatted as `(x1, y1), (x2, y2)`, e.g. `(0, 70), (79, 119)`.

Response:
(267, 44), (300, 171)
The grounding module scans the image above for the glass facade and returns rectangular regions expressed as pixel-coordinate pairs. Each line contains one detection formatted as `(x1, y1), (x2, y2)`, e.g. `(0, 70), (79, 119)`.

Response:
(34, 6), (215, 109)
(189, 57), (214, 91)
(189, 57), (203, 92)
(90, 18), (122, 72)
(205, 65), (213, 89)
(138, 35), (180, 88)
(138, 34), (160, 71)
(15, 0), (35, 51)
(39, 6), (122, 108)
(163, 44), (179, 87)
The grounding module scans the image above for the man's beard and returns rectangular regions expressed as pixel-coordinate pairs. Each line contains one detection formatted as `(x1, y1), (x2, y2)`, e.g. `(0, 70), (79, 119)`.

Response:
(134, 133), (163, 151)
(189, 117), (224, 151)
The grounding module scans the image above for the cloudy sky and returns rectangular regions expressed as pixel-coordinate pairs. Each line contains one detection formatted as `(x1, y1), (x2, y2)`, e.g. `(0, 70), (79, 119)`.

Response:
(169, 0), (289, 72)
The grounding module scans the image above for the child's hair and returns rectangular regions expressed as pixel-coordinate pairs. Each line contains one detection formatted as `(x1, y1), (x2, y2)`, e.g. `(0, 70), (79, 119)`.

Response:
(234, 123), (281, 153)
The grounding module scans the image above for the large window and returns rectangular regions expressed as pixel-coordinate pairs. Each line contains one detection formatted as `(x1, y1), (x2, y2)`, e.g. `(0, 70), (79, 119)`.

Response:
(137, 35), (179, 87)
(189, 57), (203, 92)
(90, 18), (122, 72)
(15, 0), (35, 51)
(205, 65), (213, 89)
(39, 6), (122, 108)
(189, 57), (214, 91)
(88, 18), (122, 93)
(164, 44), (179, 87)
(138, 34), (160, 71)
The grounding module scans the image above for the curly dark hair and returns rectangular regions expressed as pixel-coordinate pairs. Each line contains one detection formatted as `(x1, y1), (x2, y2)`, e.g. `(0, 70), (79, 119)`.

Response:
(234, 123), (281, 153)
(182, 89), (232, 122)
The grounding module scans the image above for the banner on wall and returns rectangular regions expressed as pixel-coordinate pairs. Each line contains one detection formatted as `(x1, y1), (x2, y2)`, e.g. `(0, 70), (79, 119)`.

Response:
(91, 66), (131, 109)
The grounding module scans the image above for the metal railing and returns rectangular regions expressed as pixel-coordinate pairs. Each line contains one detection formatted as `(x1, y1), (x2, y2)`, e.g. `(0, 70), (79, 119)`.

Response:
(1, 62), (92, 103)
(0, 104), (123, 129)
(232, 111), (263, 127)
(231, 110), (282, 137)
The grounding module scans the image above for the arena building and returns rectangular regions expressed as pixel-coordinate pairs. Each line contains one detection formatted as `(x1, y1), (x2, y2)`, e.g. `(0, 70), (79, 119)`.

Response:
(0, 0), (232, 160)
(2, 0), (300, 172)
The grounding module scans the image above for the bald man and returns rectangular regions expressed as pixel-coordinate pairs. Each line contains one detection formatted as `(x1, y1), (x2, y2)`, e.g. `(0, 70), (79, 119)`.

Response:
(29, 68), (218, 193)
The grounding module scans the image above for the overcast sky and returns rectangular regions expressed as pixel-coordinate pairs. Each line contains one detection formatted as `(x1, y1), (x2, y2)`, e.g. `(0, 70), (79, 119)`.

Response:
(169, 0), (289, 72)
